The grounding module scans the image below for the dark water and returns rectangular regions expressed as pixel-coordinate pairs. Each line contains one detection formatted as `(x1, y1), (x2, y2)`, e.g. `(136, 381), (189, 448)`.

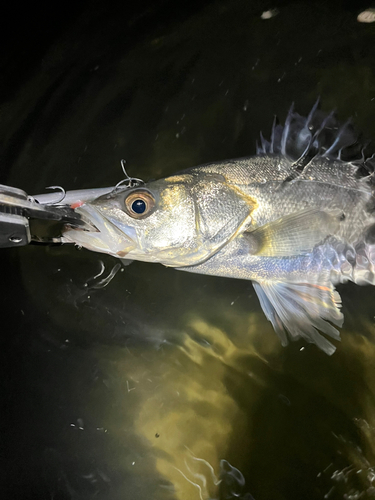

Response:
(2, 1), (375, 499)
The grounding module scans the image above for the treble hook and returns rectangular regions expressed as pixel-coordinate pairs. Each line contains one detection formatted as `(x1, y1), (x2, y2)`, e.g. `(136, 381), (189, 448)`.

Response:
(114, 159), (145, 191)
(39, 185), (67, 205)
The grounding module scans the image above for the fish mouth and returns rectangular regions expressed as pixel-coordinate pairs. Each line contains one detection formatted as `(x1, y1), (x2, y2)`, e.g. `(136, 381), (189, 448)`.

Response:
(62, 204), (137, 258)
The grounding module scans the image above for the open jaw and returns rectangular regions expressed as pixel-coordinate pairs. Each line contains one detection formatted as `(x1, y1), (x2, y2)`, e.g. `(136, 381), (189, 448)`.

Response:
(61, 204), (137, 258)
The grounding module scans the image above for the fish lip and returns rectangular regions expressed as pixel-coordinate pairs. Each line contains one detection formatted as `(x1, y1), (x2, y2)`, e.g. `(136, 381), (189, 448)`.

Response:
(62, 203), (137, 255)
(75, 204), (135, 239)
(66, 213), (100, 232)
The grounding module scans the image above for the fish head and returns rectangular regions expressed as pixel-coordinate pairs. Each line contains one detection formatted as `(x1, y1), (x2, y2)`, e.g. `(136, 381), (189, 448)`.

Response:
(62, 171), (254, 266)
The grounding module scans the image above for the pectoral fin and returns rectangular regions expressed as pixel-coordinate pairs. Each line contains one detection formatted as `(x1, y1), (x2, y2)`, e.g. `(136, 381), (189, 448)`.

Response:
(253, 279), (343, 355)
(244, 209), (341, 257)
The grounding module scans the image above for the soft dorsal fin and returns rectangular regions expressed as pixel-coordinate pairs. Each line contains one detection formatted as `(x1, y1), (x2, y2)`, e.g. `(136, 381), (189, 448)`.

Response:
(243, 209), (342, 257)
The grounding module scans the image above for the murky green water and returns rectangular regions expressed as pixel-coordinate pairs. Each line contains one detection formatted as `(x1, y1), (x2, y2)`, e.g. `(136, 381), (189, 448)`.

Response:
(2, 1), (375, 499)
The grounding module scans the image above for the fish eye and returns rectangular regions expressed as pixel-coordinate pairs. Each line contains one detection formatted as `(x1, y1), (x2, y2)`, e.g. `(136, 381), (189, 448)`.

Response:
(124, 190), (155, 219)
(131, 199), (146, 214)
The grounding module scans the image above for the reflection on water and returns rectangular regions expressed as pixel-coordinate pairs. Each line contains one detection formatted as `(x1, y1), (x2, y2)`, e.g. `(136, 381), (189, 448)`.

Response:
(2, 0), (375, 499)
(101, 323), (249, 500)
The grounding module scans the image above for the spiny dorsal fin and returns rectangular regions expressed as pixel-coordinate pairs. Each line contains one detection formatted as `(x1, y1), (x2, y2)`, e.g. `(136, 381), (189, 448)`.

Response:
(257, 100), (375, 183)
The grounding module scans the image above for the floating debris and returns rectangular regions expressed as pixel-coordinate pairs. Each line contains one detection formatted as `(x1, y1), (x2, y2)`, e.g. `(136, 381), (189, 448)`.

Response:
(261, 8), (279, 20)
(357, 9), (375, 23)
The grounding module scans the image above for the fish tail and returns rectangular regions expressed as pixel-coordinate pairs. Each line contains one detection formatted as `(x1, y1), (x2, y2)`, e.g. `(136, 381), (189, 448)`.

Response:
(339, 227), (375, 285)
(354, 239), (375, 286)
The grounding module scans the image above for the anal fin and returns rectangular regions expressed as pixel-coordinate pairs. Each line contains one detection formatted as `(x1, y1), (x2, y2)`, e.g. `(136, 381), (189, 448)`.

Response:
(253, 280), (343, 355)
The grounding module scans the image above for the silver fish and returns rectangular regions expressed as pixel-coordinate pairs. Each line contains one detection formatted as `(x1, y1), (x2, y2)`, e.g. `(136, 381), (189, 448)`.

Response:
(62, 102), (375, 355)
